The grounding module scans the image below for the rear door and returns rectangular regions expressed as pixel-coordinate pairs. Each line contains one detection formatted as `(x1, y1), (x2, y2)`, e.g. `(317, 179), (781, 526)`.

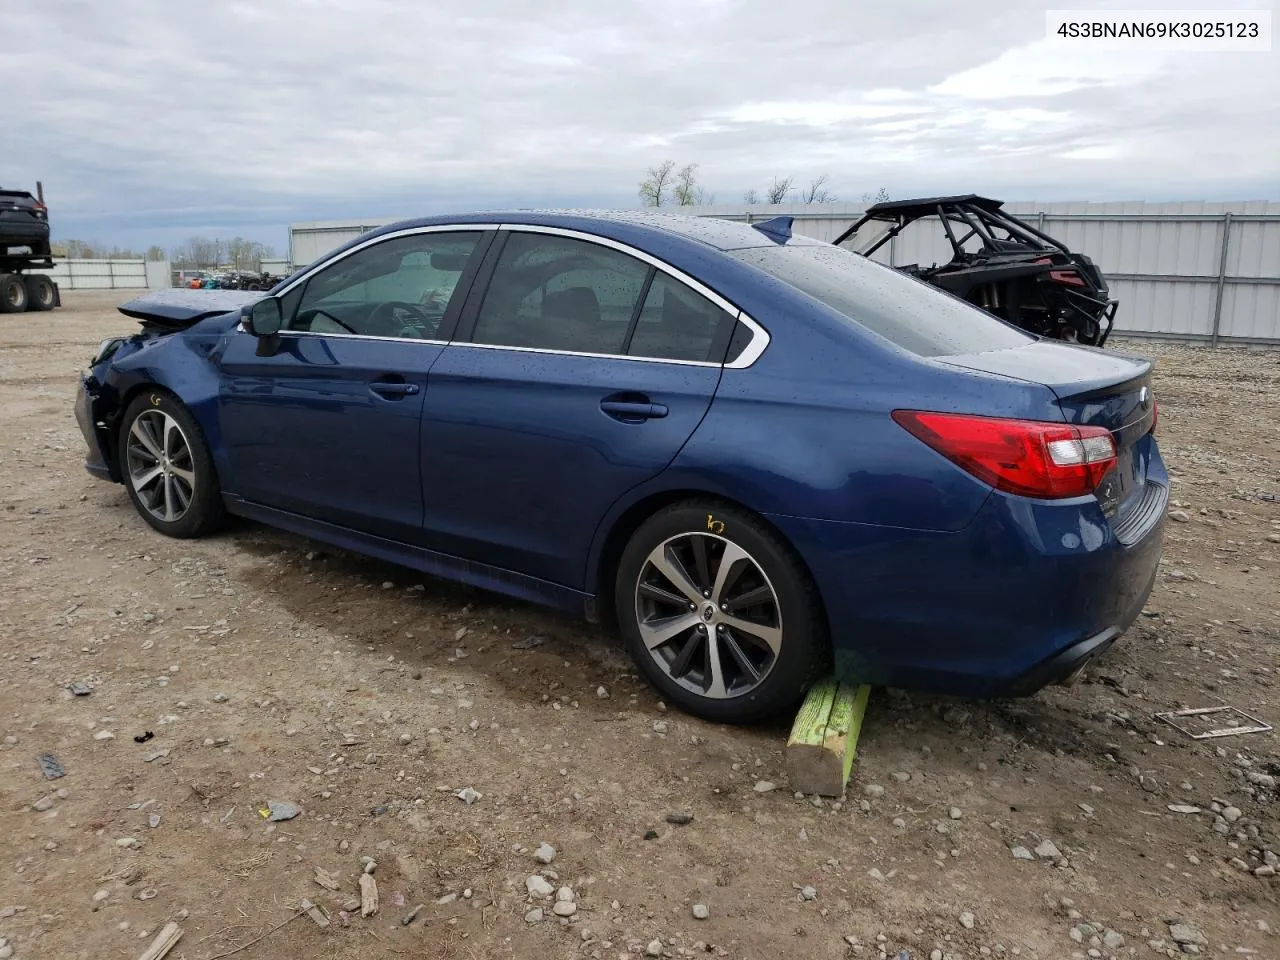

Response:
(419, 227), (739, 587)
(215, 228), (491, 543)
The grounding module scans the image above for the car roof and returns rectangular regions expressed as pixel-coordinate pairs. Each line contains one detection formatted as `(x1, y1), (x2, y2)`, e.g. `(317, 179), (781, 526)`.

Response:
(358, 209), (826, 253)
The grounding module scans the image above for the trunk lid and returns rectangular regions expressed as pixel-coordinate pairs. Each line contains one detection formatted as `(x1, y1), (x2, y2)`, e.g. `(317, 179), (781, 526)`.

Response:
(939, 340), (1157, 514)
(118, 289), (263, 331)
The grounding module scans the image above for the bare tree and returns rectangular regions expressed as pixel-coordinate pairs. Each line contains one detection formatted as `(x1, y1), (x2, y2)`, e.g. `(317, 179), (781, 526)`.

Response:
(639, 160), (676, 207)
(861, 186), (890, 204)
(801, 174), (836, 203)
(765, 176), (793, 204)
(743, 188), (759, 204)
(145, 245), (166, 261)
(175, 236), (221, 268)
(672, 163), (705, 206)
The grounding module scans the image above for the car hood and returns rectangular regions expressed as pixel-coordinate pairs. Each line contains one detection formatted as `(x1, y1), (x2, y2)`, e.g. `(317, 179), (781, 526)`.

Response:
(118, 289), (263, 330)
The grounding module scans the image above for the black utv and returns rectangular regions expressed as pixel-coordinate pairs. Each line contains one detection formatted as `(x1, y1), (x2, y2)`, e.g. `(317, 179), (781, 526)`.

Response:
(834, 195), (1117, 346)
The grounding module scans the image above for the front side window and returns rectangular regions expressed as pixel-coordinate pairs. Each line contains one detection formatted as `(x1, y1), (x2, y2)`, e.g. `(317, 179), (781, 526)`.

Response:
(472, 233), (650, 354)
(292, 231), (481, 339)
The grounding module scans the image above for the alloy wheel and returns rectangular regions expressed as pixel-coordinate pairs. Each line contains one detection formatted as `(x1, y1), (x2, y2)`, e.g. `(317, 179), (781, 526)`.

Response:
(125, 410), (197, 523)
(634, 533), (782, 699)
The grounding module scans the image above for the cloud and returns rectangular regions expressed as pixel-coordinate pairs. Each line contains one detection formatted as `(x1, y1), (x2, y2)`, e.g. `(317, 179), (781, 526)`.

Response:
(1, 0), (1275, 251)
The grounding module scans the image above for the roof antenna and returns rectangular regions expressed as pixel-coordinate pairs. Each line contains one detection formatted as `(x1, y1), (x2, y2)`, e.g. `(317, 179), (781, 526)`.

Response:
(750, 216), (793, 244)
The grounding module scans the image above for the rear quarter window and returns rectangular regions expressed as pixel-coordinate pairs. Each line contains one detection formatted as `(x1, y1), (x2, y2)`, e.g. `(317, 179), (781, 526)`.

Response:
(731, 244), (1034, 357)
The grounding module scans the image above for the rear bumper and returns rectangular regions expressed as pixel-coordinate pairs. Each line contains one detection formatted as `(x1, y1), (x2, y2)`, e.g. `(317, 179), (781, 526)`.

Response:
(0, 219), (52, 256)
(75, 375), (115, 481)
(1002, 626), (1121, 697)
(768, 436), (1168, 698)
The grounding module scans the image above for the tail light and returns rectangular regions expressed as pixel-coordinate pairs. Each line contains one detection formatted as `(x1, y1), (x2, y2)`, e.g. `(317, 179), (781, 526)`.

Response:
(1151, 399), (1158, 434)
(892, 410), (1117, 499)
(32, 202), (47, 219)
(1048, 269), (1086, 287)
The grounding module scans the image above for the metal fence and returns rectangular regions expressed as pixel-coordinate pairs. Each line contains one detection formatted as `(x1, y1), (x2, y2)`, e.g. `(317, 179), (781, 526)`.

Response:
(30, 258), (171, 291)
(289, 201), (1280, 346)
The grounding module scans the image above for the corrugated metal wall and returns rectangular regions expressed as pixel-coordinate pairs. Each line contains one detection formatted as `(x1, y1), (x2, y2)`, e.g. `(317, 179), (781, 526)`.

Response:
(289, 201), (1280, 345)
(289, 222), (393, 272)
(29, 258), (171, 290)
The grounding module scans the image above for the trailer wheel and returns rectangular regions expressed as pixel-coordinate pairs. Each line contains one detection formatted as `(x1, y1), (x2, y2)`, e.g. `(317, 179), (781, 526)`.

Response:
(24, 274), (56, 312)
(0, 274), (28, 313)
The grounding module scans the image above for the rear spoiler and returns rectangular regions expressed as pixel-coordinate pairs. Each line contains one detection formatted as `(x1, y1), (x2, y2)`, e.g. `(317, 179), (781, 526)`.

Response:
(118, 289), (262, 331)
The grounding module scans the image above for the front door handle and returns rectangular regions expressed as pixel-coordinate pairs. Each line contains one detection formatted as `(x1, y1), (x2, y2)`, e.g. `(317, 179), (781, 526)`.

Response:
(600, 398), (669, 422)
(370, 381), (420, 399)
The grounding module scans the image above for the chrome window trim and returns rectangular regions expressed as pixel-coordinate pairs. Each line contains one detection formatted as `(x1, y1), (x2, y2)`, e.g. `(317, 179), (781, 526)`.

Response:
(725, 312), (769, 369)
(496, 224), (738, 316)
(272, 329), (450, 347)
(244, 220), (772, 367)
(273, 223), (502, 299)
(448, 339), (718, 367)
(488, 224), (769, 368)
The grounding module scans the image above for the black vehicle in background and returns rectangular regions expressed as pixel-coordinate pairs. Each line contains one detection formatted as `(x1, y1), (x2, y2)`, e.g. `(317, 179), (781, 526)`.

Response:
(834, 195), (1117, 345)
(0, 183), (59, 313)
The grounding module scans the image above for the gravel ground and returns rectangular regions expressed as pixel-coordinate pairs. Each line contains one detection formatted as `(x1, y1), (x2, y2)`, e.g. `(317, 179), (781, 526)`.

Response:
(1, 291), (1277, 960)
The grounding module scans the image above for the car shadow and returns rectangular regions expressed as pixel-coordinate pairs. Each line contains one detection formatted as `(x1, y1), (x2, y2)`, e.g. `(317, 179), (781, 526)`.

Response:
(128, 512), (1121, 767)
(224, 520), (648, 715)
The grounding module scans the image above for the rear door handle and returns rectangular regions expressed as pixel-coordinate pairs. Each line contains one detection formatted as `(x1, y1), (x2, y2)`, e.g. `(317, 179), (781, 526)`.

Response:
(600, 399), (669, 421)
(370, 381), (420, 399)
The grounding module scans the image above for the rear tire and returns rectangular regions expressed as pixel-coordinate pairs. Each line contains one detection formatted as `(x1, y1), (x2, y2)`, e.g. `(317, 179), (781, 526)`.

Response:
(0, 274), (28, 313)
(614, 500), (829, 723)
(117, 390), (226, 538)
(24, 274), (56, 311)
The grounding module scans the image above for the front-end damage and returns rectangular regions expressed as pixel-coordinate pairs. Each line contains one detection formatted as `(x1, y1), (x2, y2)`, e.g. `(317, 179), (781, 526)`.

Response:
(74, 289), (261, 484)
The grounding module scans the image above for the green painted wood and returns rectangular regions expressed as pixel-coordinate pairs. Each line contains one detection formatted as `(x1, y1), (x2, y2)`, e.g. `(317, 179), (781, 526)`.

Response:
(786, 679), (871, 797)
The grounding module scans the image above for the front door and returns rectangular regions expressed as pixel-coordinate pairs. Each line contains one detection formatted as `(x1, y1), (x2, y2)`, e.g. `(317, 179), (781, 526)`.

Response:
(420, 228), (738, 587)
(215, 228), (488, 542)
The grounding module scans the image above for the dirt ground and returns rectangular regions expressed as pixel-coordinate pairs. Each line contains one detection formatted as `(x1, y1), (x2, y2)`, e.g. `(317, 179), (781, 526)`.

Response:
(1, 290), (1277, 960)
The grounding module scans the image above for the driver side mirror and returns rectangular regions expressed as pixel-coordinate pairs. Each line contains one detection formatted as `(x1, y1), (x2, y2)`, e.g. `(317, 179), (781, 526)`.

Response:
(247, 297), (282, 337)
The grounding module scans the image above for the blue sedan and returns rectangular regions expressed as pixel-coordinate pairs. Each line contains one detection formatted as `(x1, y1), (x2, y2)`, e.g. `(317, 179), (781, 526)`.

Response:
(75, 211), (1166, 722)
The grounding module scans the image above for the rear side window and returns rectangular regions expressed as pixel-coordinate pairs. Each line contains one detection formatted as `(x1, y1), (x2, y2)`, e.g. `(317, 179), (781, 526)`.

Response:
(628, 273), (734, 363)
(731, 244), (1033, 357)
(472, 233), (649, 354)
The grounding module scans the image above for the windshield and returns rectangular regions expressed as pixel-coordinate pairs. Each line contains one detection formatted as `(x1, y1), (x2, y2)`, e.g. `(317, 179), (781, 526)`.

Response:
(731, 244), (1034, 358)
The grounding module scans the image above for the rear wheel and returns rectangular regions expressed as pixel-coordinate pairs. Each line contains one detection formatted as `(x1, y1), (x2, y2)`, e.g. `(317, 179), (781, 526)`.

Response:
(118, 391), (225, 538)
(0, 274), (28, 313)
(614, 501), (829, 723)
(24, 274), (56, 311)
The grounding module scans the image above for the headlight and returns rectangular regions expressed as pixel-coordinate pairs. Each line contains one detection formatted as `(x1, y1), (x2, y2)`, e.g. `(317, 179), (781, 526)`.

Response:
(93, 337), (124, 366)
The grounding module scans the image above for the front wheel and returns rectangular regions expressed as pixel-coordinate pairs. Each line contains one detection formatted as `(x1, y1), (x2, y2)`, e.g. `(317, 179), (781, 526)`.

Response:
(117, 391), (225, 538)
(614, 501), (829, 723)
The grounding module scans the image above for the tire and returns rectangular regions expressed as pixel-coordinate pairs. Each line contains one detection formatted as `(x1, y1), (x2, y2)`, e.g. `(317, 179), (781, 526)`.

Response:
(24, 274), (56, 311)
(117, 390), (226, 538)
(614, 500), (829, 723)
(0, 274), (28, 313)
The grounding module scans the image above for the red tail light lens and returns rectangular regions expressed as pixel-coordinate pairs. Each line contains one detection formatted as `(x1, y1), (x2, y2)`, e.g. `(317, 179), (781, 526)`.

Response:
(892, 411), (1117, 499)
(1048, 269), (1086, 287)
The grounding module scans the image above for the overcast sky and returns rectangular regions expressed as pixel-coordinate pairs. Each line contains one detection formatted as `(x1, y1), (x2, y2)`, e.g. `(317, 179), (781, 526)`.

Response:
(2, 0), (1276, 254)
